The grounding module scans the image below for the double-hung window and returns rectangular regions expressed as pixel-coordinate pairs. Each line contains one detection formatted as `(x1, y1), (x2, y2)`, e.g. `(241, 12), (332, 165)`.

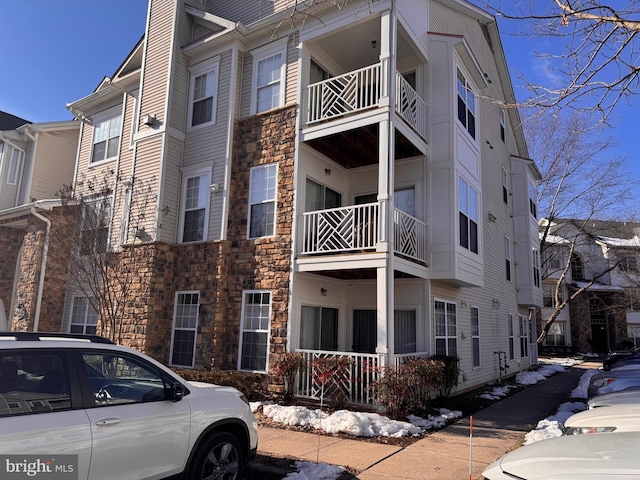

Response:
(170, 292), (199, 368)
(543, 285), (563, 308)
(180, 168), (211, 243)
(188, 57), (220, 129)
(69, 296), (98, 335)
(528, 181), (538, 218)
(7, 148), (23, 185)
(458, 176), (478, 254)
(248, 164), (277, 238)
(81, 195), (112, 255)
(519, 314), (529, 358)
(91, 107), (122, 164)
(456, 68), (476, 139)
(435, 299), (457, 356)
(251, 40), (287, 115)
(471, 306), (480, 368)
(239, 291), (271, 372)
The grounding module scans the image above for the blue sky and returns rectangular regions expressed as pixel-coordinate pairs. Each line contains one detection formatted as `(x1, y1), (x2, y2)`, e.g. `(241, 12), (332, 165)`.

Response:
(1, 1), (637, 193)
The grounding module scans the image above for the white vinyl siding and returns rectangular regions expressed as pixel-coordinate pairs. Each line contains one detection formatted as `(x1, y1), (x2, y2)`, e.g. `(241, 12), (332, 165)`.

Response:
(170, 291), (200, 368)
(239, 291), (271, 373)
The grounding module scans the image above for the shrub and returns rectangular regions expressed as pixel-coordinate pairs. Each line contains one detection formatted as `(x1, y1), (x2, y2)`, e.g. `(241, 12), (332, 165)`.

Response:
(270, 352), (307, 400)
(429, 355), (461, 397)
(171, 367), (269, 401)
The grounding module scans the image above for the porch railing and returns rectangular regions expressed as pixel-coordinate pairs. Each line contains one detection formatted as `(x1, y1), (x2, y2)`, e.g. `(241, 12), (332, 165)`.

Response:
(301, 203), (427, 263)
(307, 62), (384, 124)
(396, 72), (426, 138)
(296, 349), (386, 405)
(394, 351), (431, 366)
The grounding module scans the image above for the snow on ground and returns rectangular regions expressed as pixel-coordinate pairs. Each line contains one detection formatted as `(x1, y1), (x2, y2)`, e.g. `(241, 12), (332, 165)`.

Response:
(570, 368), (600, 398)
(516, 364), (567, 385)
(284, 461), (344, 480)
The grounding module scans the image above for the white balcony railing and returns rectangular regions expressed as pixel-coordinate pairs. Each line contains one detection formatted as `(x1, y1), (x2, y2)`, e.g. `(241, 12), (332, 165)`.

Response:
(301, 203), (427, 263)
(296, 349), (386, 405)
(307, 63), (384, 124)
(396, 73), (426, 138)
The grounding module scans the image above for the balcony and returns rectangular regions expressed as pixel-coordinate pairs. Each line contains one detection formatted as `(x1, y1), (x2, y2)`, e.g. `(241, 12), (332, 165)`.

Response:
(306, 63), (426, 141)
(300, 202), (427, 264)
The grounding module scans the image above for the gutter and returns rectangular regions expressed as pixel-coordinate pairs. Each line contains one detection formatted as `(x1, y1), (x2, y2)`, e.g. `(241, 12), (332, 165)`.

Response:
(30, 207), (52, 332)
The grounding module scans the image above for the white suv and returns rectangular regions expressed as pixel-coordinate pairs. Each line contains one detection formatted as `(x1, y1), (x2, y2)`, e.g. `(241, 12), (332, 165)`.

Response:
(0, 332), (258, 479)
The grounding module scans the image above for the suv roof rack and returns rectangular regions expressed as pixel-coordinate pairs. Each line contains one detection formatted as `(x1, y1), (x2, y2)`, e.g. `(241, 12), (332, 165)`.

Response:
(0, 332), (114, 344)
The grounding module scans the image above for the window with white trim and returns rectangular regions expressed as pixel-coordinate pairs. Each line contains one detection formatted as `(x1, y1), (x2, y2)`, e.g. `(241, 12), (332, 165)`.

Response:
(626, 288), (640, 312)
(300, 305), (338, 351)
(81, 195), (112, 255)
(435, 299), (457, 356)
(619, 255), (639, 272)
(544, 322), (566, 346)
(471, 306), (480, 368)
(519, 314), (529, 358)
(188, 57), (220, 129)
(543, 285), (563, 308)
(251, 41), (286, 115)
(456, 68), (476, 139)
(69, 296), (98, 335)
(239, 291), (271, 372)
(502, 167), (508, 204)
(533, 248), (541, 287)
(91, 107), (122, 164)
(528, 181), (537, 218)
(508, 313), (515, 360)
(505, 236), (511, 281)
(500, 109), (506, 142)
(170, 292), (199, 368)
(180, 168), (211, 243)
(248, 164), (277, 238)
(7, 148), (23, 185)
(459, 176), (478, 254)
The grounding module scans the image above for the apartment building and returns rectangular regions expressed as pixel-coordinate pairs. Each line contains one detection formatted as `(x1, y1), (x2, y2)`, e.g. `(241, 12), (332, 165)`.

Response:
(541, 219), (640, 355)
(4, 0), (542, 403)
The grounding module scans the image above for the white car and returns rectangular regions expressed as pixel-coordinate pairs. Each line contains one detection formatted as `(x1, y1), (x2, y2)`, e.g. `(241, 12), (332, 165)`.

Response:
(587, 367), (640, 397)
(482, 431), (640, 479)
(563, 405), (640, 435)
(0, 332), (258, 479)
(588, 389), (640, 408)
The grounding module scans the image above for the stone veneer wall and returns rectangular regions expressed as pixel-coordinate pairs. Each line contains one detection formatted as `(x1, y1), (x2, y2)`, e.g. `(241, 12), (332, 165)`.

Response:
(569, 290), (628, 353)
(0, 224), (24, 323)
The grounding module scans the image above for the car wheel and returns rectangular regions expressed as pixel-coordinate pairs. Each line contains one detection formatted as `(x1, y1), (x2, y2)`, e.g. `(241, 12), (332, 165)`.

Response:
(188, 431), (243, 480)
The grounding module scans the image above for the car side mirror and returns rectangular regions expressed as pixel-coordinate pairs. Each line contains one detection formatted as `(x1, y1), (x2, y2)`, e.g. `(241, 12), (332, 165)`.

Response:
(170, 382), (186, 402)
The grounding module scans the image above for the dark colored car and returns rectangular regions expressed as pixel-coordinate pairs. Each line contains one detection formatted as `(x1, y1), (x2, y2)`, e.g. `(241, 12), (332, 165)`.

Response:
(603, 347), (640, 371)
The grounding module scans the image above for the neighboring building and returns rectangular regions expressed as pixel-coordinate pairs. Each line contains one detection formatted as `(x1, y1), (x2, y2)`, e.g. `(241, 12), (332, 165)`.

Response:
(0, 120), (80, 331)
(540, 219), (640, 355)
(6, 0), (543, 402)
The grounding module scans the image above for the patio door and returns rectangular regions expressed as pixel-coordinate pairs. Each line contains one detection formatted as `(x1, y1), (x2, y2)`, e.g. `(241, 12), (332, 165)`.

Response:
(300, 306), (338, 351)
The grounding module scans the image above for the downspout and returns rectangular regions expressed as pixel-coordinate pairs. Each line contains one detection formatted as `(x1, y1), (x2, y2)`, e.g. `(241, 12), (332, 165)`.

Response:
(30, 207), (51, 332)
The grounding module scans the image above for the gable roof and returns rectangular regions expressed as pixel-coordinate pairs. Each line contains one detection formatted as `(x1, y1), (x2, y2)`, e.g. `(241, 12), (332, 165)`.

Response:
(0, 111), (30, 130)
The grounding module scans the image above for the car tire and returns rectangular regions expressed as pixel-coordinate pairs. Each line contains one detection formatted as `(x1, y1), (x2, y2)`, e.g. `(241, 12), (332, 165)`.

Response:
(188, 431), (244, 480)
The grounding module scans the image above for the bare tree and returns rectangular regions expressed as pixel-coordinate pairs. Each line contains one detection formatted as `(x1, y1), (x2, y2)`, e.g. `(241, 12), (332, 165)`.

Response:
(52, 171), (156, 344)
(528, 111), (639, 343)
(481, 1), (640, 122)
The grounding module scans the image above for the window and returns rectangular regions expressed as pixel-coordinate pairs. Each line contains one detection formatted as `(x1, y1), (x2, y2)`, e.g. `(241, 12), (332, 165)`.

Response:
(188, 57), (220, 128)
(180, 168), (210, 243)
(619, 255), (639, 272)
(458, 176), (478, 254)
(500, 109), (506, 142)
(471, 306), (480, 368)
(570, 253), (584, 280)
(305, 178), (341, 211)
(528, 181), (537, 218)
(543, 285), (563, 308)
(544, 248), (562, 270)
(248, 164), (277, 238)
(310, 59), (330, 83)
(91, 107), (122, 164)
(435, 300), (457, 356)
(251, 41), (286, 115)
(626, 289), (640, 312)
(81, 352), (171, 406)
(239, 291), (271, 372)
(300, 306), (338, 351)
(533, 249), (541, 287)
(508, 313), (515, 360)
(170, 292), (199, 368)
(0, 351), (70, 413)
(456, 68), (476, 139)
(502, 167), (508, 204)
(505, 236), (511, 281)
(7, 148), (23, 185)
(81, 195), (112, 254)
(395, 310), (417, 355)
(69, 296), (98, 335)
(519, 315), (529, 358)
(544, 323), (566, 347)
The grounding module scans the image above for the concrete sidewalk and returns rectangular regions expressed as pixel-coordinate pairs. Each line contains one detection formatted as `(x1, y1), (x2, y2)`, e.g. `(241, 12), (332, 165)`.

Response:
(256, 362), (598, 479)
